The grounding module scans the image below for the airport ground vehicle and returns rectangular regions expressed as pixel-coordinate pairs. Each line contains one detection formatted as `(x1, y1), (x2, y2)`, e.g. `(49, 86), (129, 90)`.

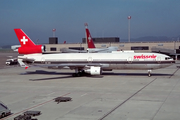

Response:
(0, 101), (11, 118)
(54, 97), (72, 103)
(5, 58), (18, 65)
(24, 111), (41, 116)
(14, 111), (40, 120)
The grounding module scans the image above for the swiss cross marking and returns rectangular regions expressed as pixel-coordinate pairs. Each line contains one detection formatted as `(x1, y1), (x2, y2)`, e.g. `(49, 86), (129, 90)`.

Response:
(21, 36), (28, 44)
(88, 36), (91, 42)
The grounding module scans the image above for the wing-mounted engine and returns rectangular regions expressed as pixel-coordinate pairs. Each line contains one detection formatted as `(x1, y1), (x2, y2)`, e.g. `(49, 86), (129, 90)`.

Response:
(84, 66), (102, 75)
(18, 45), (46, 54)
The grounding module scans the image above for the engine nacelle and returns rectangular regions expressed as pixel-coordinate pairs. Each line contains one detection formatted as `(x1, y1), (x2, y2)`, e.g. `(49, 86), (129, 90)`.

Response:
(18, 45), (46, 54)
(84, 66), (102, 75)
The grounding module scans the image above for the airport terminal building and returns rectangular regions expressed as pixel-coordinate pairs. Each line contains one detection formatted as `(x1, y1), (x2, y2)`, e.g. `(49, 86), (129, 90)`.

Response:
(46, 37), (180, 60)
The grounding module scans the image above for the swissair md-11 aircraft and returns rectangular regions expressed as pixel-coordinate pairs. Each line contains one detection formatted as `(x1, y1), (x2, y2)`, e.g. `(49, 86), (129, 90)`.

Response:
(18, 51), (175, 77)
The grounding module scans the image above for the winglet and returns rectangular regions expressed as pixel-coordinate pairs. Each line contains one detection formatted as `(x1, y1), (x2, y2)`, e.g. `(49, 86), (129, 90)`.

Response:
(84, 23), (95, 48)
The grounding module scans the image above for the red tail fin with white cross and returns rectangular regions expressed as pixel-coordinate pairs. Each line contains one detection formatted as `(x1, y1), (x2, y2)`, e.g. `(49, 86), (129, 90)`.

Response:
(14, 29), (45, 54)
(14, 29), (36, 47)
(84, 23), (96, 48)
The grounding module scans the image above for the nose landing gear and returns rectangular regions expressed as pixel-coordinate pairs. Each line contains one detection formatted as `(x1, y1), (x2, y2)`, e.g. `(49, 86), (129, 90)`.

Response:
(148, 70), (152, 77)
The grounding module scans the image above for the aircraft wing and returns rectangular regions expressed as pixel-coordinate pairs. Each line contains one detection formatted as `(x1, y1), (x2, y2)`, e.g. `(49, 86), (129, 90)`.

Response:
(18, 56), (36, 69)
(60, 48), (87, 53)
(17, 54), (108, 69)
(87, 47), (119, 53)
(18, 56), (35, 62)
(32, 63), (109, 69)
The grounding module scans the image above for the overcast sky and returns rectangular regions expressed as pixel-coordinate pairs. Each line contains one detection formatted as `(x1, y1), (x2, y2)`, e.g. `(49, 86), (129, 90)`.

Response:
(0, 0), (180, 46)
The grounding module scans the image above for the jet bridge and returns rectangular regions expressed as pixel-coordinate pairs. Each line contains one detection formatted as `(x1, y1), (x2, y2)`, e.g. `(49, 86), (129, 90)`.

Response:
(151, 47), (180, 60)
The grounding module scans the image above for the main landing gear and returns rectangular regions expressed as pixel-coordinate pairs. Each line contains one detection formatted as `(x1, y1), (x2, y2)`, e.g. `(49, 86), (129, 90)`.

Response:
(148, 70), (152, 77)
(72, 69), (87, 77)
(72, 73), (82, 77)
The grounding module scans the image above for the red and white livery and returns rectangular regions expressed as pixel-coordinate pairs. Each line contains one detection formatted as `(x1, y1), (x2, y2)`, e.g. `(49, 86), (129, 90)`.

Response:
(13, 29), (45, 54)
(18, 51), (175, 77)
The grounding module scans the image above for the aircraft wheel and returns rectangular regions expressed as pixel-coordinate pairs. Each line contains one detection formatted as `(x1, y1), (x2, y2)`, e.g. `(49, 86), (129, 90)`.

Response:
(1, 113), (5, 118)
(72, 73), (77, 77)
(148, 73), (151, 77)
(148, 70), (152, 77)
(72, 73), (81, 77)
(77, 73), (81, 77)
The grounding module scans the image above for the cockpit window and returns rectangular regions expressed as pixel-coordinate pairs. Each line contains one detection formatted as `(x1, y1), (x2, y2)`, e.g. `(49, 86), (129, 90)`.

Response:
(165, 57), (172, 60)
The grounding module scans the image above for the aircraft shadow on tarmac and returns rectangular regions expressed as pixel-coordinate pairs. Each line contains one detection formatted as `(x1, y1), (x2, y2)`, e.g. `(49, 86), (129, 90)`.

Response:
(20, 70), (72, 75)
(103, 72), (172, 77)
(19, 70), (172, 81)
(29, 75), (103, 81)
(20, 70), (103, 81)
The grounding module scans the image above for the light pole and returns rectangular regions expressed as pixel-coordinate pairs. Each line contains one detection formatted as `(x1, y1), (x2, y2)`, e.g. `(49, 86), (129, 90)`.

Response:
(52, 29), (56, 37)
(127, 16), (131, 43)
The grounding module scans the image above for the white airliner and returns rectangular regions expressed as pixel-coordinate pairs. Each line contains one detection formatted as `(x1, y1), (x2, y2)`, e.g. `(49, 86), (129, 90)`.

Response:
(18, 52), (174, 77)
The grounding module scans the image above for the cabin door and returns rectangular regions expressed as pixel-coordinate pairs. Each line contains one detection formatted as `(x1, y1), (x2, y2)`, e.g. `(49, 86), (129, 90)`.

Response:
(128, 57), (132, 63)
(41, 57), (45, 63)
(157, 57), (161, 63)
(88, 57), (93, 63)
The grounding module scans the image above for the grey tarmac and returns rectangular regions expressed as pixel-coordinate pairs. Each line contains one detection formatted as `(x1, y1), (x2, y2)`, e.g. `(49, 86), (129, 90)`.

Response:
(0, 53), (180, 120)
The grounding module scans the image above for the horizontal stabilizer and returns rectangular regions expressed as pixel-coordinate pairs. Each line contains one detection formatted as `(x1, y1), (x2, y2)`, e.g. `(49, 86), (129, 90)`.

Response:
(18, 56), (35, 62)
(18, 59), (29, 69)
(11, 45), (21, 51)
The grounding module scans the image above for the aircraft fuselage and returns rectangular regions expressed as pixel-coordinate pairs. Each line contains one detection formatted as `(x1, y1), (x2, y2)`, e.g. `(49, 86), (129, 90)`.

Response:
(19, 52), (174, 70)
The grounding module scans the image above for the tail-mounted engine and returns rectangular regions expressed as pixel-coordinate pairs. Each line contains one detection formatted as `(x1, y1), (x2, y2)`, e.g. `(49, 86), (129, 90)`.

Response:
(18, 45), (46, 54)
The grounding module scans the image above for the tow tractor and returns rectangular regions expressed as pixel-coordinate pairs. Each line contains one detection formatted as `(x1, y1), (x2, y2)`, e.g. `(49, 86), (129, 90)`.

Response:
(54, 97), (72, 104)
(14, 111), (41, 120)
(5, 58), (18, 65)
